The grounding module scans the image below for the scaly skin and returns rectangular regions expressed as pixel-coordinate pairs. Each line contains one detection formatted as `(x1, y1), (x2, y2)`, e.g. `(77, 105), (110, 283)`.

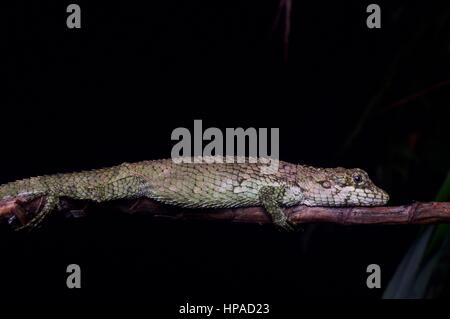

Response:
(0, 158), (389, 230)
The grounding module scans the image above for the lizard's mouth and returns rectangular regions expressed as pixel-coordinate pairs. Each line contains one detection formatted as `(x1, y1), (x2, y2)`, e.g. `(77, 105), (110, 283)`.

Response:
(304, 186), (390, 207)
(361, 188), (390, 206)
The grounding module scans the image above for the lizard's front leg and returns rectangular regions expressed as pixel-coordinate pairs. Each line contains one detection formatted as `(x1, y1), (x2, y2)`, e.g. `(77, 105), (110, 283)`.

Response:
(258, 186), (295, 231)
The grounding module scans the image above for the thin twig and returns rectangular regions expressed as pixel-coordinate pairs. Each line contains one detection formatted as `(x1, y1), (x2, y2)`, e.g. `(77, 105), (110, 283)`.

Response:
(387, 77), (450, 109)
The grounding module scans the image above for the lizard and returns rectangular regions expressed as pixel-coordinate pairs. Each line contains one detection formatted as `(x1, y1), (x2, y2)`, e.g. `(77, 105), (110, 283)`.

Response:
(0, 158), (389, 231)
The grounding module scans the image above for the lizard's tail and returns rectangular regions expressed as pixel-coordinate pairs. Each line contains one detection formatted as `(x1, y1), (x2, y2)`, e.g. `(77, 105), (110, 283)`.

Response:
(0, 177), (47, 201)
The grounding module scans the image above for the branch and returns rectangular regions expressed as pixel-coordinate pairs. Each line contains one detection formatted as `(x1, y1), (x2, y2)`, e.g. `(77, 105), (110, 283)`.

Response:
(1, 196), (450, 228)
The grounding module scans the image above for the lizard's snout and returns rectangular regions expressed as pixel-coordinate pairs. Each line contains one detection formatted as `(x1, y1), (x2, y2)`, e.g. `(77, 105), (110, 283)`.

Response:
(371, 186), (389, 205)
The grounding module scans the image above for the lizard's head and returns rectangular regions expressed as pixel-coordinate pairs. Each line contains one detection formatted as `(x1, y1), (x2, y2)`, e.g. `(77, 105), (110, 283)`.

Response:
(300, 167), (389, 206)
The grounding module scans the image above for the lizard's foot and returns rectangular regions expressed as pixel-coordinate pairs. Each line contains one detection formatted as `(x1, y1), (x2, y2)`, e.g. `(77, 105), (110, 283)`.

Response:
(273, 215), (296, 232)
(15, 195), (58, 231)
(258, 186), (297, 232)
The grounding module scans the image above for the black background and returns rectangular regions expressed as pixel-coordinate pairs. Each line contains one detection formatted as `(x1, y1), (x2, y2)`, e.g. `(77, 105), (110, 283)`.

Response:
(2, 0), (450, 310)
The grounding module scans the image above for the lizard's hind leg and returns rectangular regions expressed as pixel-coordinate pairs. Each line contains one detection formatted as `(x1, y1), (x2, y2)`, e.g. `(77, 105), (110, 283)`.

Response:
(15, 195), (59, 231)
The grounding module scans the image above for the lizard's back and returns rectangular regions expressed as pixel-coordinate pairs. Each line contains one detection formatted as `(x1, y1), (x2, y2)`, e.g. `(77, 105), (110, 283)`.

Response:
(137, 159), (300, 208)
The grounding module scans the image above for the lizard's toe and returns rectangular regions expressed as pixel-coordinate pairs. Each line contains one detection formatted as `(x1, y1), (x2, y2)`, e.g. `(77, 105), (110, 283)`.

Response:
(274, 217), (297, 232)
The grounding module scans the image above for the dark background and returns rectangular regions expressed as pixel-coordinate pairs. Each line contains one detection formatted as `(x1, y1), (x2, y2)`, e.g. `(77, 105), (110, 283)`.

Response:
(2, 0), (450, 309)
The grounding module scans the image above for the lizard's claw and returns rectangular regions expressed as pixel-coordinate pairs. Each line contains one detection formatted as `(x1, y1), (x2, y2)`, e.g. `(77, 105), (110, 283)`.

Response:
(273, 215), (297, 232)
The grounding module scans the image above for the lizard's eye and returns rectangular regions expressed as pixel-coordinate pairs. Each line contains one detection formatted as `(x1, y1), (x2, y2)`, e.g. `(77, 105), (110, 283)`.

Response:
(353, 174), (363, 184)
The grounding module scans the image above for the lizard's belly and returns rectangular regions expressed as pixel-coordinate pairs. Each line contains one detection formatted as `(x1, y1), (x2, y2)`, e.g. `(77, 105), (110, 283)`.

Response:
(148, 178), (266, 208)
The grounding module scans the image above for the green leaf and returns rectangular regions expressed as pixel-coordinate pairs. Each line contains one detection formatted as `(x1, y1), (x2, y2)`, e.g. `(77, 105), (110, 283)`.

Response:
(435, 170), (450, 202)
